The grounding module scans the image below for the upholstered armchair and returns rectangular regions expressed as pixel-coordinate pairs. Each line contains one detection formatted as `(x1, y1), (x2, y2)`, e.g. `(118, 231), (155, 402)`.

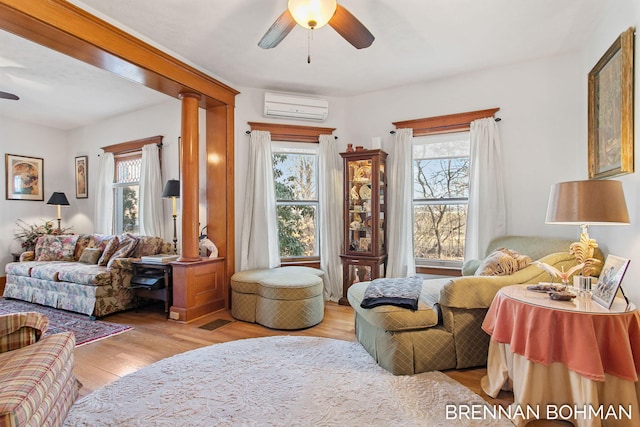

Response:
(348, 235), (605, 375)
(0, 312), (79, 426)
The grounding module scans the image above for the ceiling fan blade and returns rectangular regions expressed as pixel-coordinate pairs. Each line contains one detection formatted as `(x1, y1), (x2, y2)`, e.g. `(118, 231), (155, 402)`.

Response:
(0, 91), (19, 100)
(329, 5), (374, 49)
(258, 9), (296, 49)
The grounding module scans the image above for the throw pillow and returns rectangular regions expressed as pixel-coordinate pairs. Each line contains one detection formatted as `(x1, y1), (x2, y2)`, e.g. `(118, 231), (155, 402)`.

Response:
(106, 235), (140, 269)
(97, 236), (120, 266)
(475, 248), (532, 276)
(35, 235), (80, 261)
(78, 247), (102, 264)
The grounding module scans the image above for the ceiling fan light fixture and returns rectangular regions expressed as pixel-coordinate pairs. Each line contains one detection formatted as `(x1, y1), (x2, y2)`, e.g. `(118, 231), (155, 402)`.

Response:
(288, 0), (337, 29)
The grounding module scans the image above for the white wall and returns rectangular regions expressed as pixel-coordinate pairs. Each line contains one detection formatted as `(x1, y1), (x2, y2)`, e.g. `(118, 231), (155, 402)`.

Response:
(0, 116), (69, 271)
(580, 0), (640, 304)
(66, 98), (208, 250)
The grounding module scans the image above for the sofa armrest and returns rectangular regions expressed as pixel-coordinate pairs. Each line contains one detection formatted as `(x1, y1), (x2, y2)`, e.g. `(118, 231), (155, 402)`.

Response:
(0, 312), (49, 353)
(19, 251), (35, 262)
(440, 252), (578, 309)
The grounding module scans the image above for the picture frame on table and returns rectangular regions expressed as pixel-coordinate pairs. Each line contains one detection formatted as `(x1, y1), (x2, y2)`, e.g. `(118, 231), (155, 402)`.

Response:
(587, 27), (635, 179)
(5, 153), (44, 201)
(75, 156), (88, 199)
(592, 255), (630, 309)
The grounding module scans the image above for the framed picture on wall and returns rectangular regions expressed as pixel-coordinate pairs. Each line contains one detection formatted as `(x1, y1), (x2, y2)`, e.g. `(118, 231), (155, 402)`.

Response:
(75, 156), (88, 199)
(587, 27), (635, 179)
(5, 153), (44, 201)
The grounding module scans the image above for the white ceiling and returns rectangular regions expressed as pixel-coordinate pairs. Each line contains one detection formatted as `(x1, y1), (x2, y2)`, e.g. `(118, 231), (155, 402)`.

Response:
(0, 0), (607, 129)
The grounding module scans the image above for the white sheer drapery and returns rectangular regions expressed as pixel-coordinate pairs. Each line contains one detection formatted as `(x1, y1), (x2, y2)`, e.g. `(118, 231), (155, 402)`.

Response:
(464, 117), (506, 260)
(94, 152), (115, 234)
(318, 134), (343, 301)
(240, 130), (281, 270)
(139, 144), (165, 237)
(386, 128), (416, 277)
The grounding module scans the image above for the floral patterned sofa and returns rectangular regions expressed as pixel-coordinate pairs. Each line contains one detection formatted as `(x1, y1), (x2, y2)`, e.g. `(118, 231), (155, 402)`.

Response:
(3, 233), (173, 318)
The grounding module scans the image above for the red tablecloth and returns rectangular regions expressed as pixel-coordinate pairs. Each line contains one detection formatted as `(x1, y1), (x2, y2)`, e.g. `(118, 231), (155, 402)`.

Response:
(482, 286), (640, 382)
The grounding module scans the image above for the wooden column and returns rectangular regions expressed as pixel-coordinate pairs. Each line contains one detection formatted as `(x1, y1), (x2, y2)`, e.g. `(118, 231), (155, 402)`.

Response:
(178, 92), (201, 262)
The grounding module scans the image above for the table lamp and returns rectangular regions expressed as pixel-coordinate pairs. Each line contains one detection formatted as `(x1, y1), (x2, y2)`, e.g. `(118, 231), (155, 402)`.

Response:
(46, 192), (70, 232)
(545, 180), (630, 245)
(162, 179), (180, 253)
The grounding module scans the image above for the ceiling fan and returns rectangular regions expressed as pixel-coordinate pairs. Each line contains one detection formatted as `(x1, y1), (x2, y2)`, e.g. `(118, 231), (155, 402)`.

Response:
(0, 91), (19, 100)
(258, 0), (374, 50)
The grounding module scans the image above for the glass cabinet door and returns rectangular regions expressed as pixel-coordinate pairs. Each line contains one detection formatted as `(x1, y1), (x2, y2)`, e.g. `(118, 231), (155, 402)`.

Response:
(347, 158), (373, 254)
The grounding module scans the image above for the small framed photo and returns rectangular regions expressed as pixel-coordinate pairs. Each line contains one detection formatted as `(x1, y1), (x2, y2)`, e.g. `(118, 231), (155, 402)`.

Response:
(592, 255), (630, 309)
(75, 156), (88, 198)
(5, 154), (44, 201)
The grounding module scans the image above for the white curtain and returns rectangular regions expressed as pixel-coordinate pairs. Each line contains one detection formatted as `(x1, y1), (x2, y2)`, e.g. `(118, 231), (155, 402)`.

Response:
(386, 128), (416, 277)
(139, 144), (165, 237)
(240, 130), (281, 270)
(94, 152), (114, 234)
(318, 134), (343, 301)
(465, 117), (506, 260)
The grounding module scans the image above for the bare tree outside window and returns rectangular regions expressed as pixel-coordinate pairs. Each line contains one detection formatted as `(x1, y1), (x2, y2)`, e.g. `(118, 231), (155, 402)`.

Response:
(413, 133), (470, 266)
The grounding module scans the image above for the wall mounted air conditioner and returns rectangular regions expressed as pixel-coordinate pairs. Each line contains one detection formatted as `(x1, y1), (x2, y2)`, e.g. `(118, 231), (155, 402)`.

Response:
(263, 92), (329, 122)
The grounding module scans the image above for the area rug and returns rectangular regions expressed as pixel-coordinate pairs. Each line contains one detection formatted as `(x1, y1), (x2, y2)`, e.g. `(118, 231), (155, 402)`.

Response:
(0, 298), (132, 346)
(65, 336), (513, 426)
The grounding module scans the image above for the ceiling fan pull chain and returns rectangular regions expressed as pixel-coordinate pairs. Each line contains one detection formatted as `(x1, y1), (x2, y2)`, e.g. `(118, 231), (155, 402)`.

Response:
(307, 29), (312, 64)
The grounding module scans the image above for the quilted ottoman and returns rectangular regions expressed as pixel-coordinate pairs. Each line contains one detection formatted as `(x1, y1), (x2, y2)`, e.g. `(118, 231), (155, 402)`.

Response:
(230, 267), (325, 330)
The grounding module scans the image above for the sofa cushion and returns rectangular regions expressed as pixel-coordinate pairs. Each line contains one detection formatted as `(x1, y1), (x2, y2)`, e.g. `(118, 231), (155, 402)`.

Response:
(98, 236), (120, 266)
(73, 234), (92, 261)
(348, 279), (446, 331)
(78, 248), (102, 264)
(106, 235), (139, 269)
(30, 263), (69, 281)
(35, 235), (79, 262)
(475, 248), (532, 276)
(57, 263), (111, 286)
(131, 236), (165, 257)
(5, 261), (49, 278)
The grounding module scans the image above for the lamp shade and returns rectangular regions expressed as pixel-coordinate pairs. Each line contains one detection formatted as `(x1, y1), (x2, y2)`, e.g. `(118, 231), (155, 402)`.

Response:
(545, 180), (630, 225)
(288, 0), (337, 29)
(46, 192), (69, 206)
(162, 179), (180, 198)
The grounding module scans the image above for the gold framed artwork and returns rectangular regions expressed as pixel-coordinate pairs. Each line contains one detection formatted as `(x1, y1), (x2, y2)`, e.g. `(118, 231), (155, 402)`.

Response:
(75, 156), (88, 198)
(5, 154), (44, 201)
(588, 27), (635, 179)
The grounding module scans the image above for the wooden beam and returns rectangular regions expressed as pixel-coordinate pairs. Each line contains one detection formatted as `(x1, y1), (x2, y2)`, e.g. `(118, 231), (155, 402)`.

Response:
(0, 0), (239, 108)
(248, 122), (336, 143)
(393, 108), (500, 136)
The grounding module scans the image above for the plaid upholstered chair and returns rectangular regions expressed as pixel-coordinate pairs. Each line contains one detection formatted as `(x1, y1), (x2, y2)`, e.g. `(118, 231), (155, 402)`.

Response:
(0, 312), (79, 427)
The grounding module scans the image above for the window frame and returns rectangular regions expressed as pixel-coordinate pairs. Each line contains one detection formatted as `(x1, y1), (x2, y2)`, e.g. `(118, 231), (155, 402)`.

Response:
(271, 141), (320, 261)
(412, 132), (470, 271)
(393, 108), (500, 276)
(101, 135), (163, 235)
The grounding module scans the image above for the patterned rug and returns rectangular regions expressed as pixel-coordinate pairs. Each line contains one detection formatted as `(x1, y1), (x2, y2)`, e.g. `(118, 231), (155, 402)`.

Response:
(65, 336), (514, 426)
(0, 298), (132, 346)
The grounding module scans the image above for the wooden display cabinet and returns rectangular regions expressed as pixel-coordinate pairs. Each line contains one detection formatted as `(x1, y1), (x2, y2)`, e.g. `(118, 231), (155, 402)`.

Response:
(339, 149), (388, 305)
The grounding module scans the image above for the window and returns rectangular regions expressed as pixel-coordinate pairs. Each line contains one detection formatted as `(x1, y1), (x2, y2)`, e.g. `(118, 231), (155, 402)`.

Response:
(272, 142), (319, 259)
(114, 152), (141, 234)
(413, 132), (470, 268)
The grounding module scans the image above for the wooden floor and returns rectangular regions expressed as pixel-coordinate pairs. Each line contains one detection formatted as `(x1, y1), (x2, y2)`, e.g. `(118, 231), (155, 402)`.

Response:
(75, 301), (570, 425)
(74, 301), (508, 402)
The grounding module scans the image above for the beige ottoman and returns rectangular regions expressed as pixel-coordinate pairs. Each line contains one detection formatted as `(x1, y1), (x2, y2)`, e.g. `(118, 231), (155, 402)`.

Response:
(231, 267), (325, 330)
